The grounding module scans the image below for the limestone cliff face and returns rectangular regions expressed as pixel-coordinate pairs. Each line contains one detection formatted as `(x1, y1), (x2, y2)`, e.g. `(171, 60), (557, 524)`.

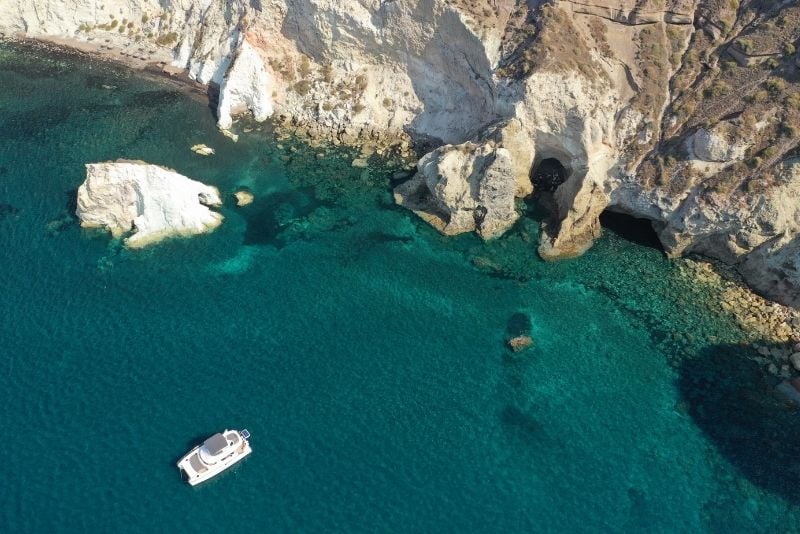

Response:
(0, 0), (501, 143)
(3, 0), (800, 306)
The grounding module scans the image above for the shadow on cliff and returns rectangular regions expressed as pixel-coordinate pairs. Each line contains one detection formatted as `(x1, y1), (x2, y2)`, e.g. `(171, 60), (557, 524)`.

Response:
(405, 9), (496, 144)
(677, 342), (800, 503)
(599, 210), (664, 252)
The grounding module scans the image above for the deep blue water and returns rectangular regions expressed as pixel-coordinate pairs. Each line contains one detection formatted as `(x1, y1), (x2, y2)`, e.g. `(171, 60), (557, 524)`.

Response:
(1, 42), (799, 533)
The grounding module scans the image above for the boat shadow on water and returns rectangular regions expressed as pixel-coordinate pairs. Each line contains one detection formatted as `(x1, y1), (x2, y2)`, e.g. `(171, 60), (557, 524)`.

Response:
(676, 342), (800, 504)
(180, 461), (251, 489)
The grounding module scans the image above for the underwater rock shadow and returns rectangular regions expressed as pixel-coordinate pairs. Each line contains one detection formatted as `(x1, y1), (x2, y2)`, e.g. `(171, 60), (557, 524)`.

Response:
(677, 343), (800, 504)
(0, 202), (20, 220)
(127, 89), (183, 107)
(497, 404), (555, 457)
(64, 188), (78, 213)
(85, 74), (127, 91)
(241, 188), (331, 248)
(0, 105), (71, 139)
(505, 312), (532, 338)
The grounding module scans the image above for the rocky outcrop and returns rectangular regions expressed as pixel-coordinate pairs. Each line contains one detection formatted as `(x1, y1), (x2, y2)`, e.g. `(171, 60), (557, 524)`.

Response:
(400, 64), (625, 260)
(661, 160), (800, 308)
(217, 37), (274, 130)
(394, 119), (532, 239)
(690, 125), (751, 163)
(741, 236), (800, 309)
(76, 161), (223, 248)
(399, 1), (800, 307)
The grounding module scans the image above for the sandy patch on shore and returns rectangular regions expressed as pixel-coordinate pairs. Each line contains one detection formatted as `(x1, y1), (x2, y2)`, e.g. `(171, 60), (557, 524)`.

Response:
(1, 32), (211, 103)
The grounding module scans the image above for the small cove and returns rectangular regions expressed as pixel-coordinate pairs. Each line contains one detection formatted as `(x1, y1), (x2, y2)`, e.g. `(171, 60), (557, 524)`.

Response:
(1, 41), (799, 533)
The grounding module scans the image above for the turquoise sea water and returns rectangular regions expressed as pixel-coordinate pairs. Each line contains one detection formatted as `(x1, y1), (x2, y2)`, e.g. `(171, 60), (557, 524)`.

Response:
(1, 42), (799, 532)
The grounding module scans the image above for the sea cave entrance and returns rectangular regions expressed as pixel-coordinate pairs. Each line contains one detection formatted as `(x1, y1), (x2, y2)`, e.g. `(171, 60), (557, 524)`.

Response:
(599, 210), (664, 251)
(524, 157), (571, 222)
(531, 158), (569, 193)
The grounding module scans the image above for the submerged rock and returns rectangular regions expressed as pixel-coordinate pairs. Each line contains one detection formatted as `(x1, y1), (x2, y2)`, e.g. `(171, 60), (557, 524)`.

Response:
(45, 212), (73, 235)
(0, 202), (19, 219)
(221, 129), (239, 143)
(507, 335), (534, 353)
(191, 144), (215, 156)
(76, 160), (223, 248)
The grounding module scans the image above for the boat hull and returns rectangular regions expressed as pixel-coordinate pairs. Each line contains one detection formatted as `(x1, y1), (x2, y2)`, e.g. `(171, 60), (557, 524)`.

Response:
(177, 431), (252, 486)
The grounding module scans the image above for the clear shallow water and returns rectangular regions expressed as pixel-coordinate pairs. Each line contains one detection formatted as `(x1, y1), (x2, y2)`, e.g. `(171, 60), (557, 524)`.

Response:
(1, 42), (799, 533)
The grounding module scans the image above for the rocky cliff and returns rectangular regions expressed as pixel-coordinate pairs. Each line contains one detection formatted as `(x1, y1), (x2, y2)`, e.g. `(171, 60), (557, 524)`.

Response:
(3, 0), (799, 306)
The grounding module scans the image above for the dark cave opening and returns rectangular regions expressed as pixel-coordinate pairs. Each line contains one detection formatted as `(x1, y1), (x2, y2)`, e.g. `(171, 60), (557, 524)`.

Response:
(599, 210), (664, 251)
(531, 158), (569, 193)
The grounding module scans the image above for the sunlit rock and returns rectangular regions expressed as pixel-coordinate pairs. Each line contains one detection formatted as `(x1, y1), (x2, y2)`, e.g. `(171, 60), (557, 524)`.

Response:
(76, 160), (223, 248)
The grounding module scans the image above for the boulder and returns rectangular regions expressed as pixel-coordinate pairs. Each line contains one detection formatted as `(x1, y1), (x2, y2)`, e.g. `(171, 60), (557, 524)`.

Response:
(234, 189), (255, 207)
(394, 119), (534, 240)
(691, 124), (750, 163)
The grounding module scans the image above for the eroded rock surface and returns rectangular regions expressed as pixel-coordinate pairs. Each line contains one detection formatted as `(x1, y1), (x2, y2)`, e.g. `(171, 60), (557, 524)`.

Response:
(76, 160), (223, 247)
(691, 124), (751, 163)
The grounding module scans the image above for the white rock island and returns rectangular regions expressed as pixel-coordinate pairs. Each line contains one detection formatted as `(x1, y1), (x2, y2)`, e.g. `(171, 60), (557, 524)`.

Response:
(76, 160), (224, 248)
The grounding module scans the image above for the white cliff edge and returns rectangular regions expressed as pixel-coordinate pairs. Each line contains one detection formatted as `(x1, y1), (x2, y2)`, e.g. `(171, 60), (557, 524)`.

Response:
(217, 38), (274, 130)
(76, 160), (223, 248)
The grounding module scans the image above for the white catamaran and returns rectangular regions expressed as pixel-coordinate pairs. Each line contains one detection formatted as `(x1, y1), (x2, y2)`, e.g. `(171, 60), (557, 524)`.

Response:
(177, 429), (251, 485)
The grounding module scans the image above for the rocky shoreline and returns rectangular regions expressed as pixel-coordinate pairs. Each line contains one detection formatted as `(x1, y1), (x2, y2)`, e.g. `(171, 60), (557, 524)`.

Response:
(3, 34), (421, 165)
(2, 1), (799, 309)
(271, 114), (418, 168)
(2, 25), (798, 337)
(678, 259), (800, 343)
(678, 258), (800, 381)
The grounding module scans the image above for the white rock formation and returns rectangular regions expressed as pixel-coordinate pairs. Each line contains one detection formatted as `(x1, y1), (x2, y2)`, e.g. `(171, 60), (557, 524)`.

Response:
(76, 161), (223, 248)
(400, 69), (622, 258)
(0, 0), (498, 144)
(217, 38), (274, 130)
(395, 119), (532, 239)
